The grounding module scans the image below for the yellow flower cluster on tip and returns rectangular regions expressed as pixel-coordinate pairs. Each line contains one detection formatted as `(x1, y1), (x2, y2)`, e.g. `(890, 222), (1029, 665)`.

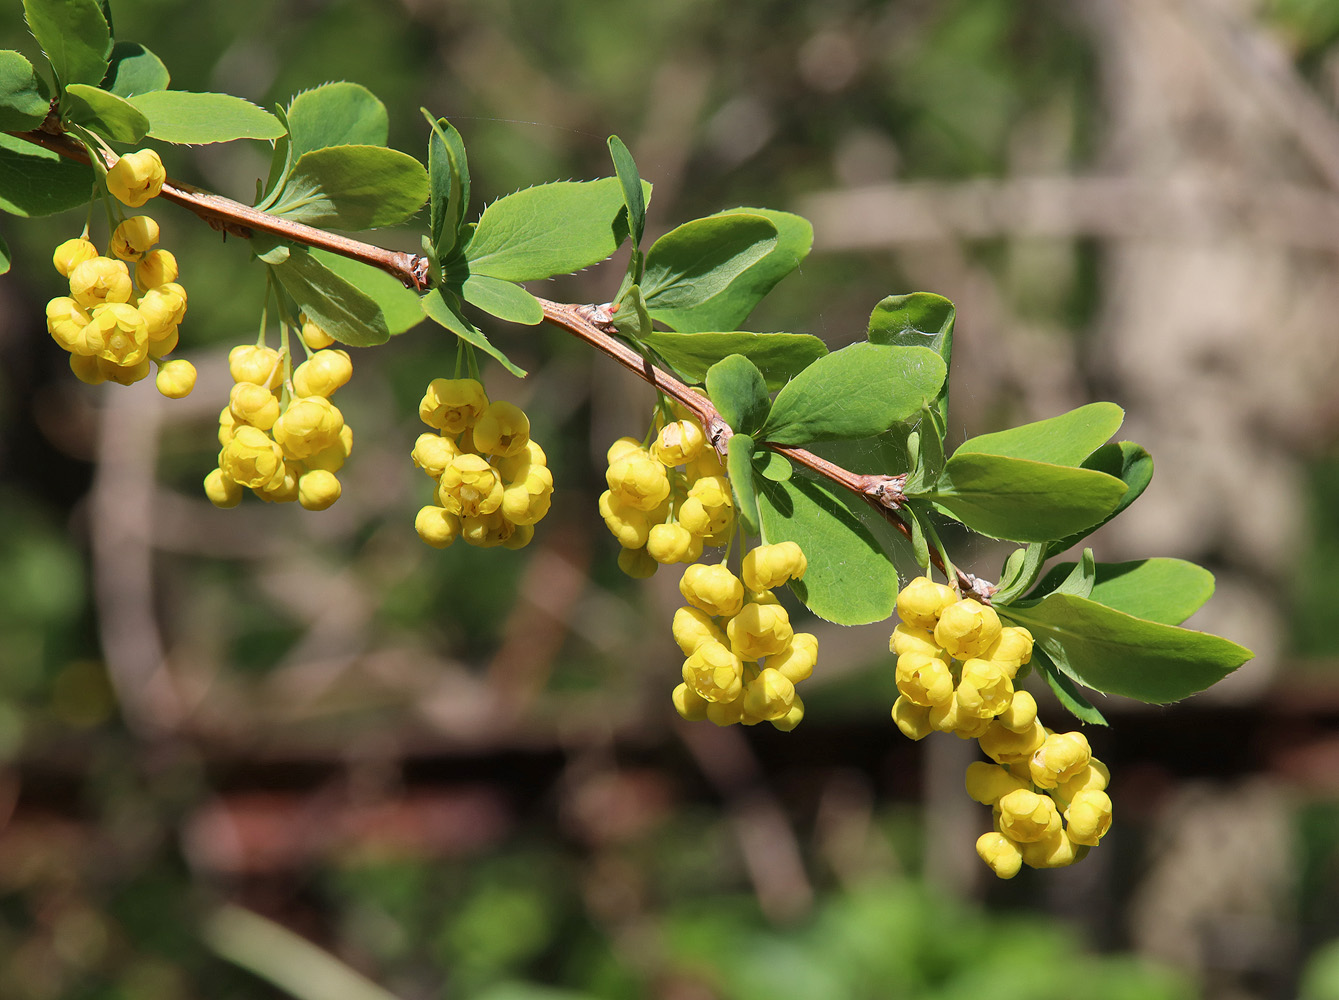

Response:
(411, 377), (552, 550)
(600, 411), (734, 578)
(671, 543), (814, 731)
(46, 214), (193, 397)
(890, 576), (1114, 878)
(205, 324), (353, 512)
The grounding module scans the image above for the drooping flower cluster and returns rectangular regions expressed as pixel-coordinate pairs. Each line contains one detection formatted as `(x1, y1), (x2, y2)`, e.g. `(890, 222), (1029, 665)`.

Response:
(671, 543), (814, 731)
(599, 413), (734, 578)
(206, 325), (353, 511)
(889, 576), (1113, 877)
(411, 377), (552, 550)
(45, 150), (194, 397)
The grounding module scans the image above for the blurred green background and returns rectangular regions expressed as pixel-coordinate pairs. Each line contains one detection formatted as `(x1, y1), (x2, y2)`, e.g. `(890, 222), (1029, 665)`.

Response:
(3, 1), (1339, 998)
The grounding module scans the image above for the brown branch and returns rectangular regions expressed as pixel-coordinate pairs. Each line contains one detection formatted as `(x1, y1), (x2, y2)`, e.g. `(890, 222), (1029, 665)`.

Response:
(14, 127), (990, 600)
(14, 129), (430, 290)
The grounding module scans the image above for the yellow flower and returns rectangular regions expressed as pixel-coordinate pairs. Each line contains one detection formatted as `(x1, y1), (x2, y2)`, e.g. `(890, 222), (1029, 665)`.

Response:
(135, 248), (178, 289)
(606, 450), (671, 511)
(106, 149), (166, 207)
(219, 425), (286, 490)
(415, 506), (461, 548)
(437, 454), (504, 517)
(997, 788), (1062, 843)
(671, 606), (727, 656)
(297, 470), (342, 511)
(964, 761), (1030, 805)
(292, 350), (352, 398)
(273, 396), (344, 460)
(646, 522), (703, 564)
(679, 563), (745, 618)
(472, 400), (531, 458)
(1064, 790), (1113, 846)
(682, 640), (744, 703)
(110, 216), (160, 261)
(651, 419), (706, 467)
(228, 345), (284, 389)
(896, 576), (956, 629)
(768, 632), (818, 684)
(741, 541), (808, 592)
(976, 832), (1023, 879)
(1029, 731), (1092, 789)
(934, 598), (1002, 659)
(742, 667), (796, 723)
(85, 303), (148, 366)
(69, 256), (133, 308)
(726, 601), (794, 660)
(52, 237), (99, 277)
(894, 651), (953, 707)
(891, 696), (933, 741)
(419, 377), (487, 434)
(155, 359), (197, 399)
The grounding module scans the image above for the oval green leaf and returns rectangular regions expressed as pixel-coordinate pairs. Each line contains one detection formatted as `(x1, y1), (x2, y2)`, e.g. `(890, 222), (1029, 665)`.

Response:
(953, 401), (1124, 468)
(642, 213), (777, 317)
(1028, 558), (1215, 626)
(0, 51), (51, 131)
(756, 474), (898, 625)
(62, 83), (150, 143)
(648, 208), (812, 333)
(0, 132), (94, 217)
(24, 0), (110, 88)
(1045, 441), (1154, 557)
(287, 82), (388, 156)
(467, 177), (647, 282)
(728, 434), (761, 536)
(424, 113), (470, 260)
(867, 291), (955, 424)
(309, 249), (424, 336)
(105, 41), (169, 98)
(607, 135), (645, 246)
(1000, 593), (1252, 704)
(927, 453), (1128, 542)
(705, 354), (771, 436)
(269, 145), (428, 230)
(762, 343), (946, 446)
(642, 330), (827, 390)
(266, 246), (391, 347)
(127, 90), (284, 144)
(462, 273), (543, 325)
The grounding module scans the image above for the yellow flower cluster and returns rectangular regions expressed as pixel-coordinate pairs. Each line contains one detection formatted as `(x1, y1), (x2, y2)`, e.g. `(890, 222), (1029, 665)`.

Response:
(205, 325), (353, 511)
(671, 543), (814, 730)
(46, 151), (193, 398)
(889, 576), (1113, 877)
(411, 377), (552, 550)
(599, 413), (734, 578)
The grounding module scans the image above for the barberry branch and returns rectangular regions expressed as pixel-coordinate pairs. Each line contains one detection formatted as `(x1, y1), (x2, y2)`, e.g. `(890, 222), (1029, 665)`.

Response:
(13, 127), (989, 599)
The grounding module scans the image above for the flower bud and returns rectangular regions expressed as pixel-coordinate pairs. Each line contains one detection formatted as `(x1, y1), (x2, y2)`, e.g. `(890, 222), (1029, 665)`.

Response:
(682, 641), (744, 703)
(741, 541), (807, 592)
(292, 349), (352, 398)
(896, 576), (956, 629)
(934, 598), (1002, 660)
(204, 469), (243, 509)
(1029, 732), (1092, 789)
(419, 377), (487, 433)
(53, 237), (98, 277)
(298, 470), (342, 511)
(997, 788), (1062, 843)
(110, 216), (160, 261)
(106, 149), (165, 207)
(726, 601), (793, 661)
(679, 563), (745, 618)
(155, 359), (197, 399)
(415, 505), (461, 548)
(69, 256), (133, 308)
(976, 832), (1023, 879)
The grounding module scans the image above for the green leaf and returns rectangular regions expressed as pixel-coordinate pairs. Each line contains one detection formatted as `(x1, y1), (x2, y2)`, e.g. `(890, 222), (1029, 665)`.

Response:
(1029, 558), (1214, 626)
(607, 135), (645, 245)
(953, 402), (1124, 467)
(1048, 547), (1097, 600)
(756, 474), (898, 625)
(0, 230), (10, 274)
(0, 51), (51, 131)
(24, 0), (111, 88)
(642, 213), (777, 319)
(611, 284), (653, 341)
(467, 177), (646, 282)
(762, 343), (946, 446)
(705, 354), (771, 435)
(269, 145), (428, 230)
(641, 330), (827, 390)
(462, 273), (542, 325)
(61, 84), (149, 143)
(867, 292), (955, 423)
(104, 41), (169, 98)
(992, 541), (1048, 605)
(728, 434), (761, 536)
(0, 132), (94, 217)
(424, 113), (470, 260)
(1000, 593), (1252, 703)
(287, 82), (388, 156)
(1045, 441), (1154, 557)
(266, 245), (391, 347)
(126, 90), (284, 144)
(1032, 649), (1108, 725)
(926, 453), (1128, 542)
(648, 208), (812, 333)
(757, 450), (792, 483)
(422, 287), (526, 377)
(308, 249), (423, 336)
